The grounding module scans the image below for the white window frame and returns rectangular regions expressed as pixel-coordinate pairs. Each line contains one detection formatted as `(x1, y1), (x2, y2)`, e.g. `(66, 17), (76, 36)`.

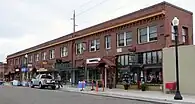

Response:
(105, 35), (111, 49)
(35, 54), (39, 61)
(138, 26), (157, 44)
(61, 46), (68, 57)
(182, 27), (187, 43)
(49, 49), (55, 59)
(171, 25), (175, 40)
(76, 43), (83, 55)
(42, 52), (46, 60)
(89, 39), (100, 52)
(117, 32), (132, 47)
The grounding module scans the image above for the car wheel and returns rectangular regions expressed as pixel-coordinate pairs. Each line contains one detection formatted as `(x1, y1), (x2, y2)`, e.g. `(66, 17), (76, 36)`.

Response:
(30, 82), (34, 88)
(51, 86), (56, 90)
(39, 82), (43, 89)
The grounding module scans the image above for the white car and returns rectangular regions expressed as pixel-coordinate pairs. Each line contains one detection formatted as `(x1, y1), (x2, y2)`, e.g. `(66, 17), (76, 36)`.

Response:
(30, 74), (56, 89)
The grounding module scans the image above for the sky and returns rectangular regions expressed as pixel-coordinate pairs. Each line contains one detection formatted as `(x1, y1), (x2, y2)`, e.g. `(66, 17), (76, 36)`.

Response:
(0, 0), (194, 62)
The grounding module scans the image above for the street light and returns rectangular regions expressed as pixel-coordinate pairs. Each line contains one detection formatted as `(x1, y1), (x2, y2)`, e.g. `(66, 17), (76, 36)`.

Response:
(172, 17), (183, 100)
(24, 54), (28, 81)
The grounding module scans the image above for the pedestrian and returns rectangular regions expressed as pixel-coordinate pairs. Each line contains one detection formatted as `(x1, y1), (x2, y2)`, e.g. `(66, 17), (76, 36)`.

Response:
(57, 74), (63, 88)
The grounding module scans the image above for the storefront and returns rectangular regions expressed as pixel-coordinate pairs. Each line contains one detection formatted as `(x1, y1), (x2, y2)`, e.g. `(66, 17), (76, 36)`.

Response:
(116, 50), (163, 90)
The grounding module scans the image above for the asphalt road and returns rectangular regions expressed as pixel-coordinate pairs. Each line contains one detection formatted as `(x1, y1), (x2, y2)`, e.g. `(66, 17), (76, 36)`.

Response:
(0, 86), (157, 104)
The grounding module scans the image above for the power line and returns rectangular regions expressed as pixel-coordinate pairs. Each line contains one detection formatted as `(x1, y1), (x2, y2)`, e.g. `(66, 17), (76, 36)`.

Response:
(76, 0), (111, 17)
(74, 0), (94, 10)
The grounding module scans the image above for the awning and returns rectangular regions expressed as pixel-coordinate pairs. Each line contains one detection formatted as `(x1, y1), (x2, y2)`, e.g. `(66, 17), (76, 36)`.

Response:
(98, 56), (116, 67)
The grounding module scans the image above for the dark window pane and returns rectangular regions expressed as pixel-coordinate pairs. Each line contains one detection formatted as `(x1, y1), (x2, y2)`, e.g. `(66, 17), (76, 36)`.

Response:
(139, 27), (147, 43)
(126, 32), (132, 45)
(105, 36), (111, 49)
(143, 53), (146, 64)
(118, 33), (124, 46)
(96, 39), (100, 50)
(149, 25), (157, 41)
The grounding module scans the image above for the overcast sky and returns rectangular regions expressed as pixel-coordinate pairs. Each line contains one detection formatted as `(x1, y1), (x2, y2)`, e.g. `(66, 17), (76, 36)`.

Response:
(0, 0), (194, 62)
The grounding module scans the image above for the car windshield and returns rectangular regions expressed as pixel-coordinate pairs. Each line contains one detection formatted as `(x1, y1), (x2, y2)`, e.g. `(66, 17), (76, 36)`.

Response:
(41, 75), (52, 79)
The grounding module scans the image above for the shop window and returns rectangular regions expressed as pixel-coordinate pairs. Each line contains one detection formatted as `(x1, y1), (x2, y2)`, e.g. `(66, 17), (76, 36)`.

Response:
(157, 51), (162, 63)
(145, 69), (163, 84)
(147, 52), (152, 64)
(120, 55), (125, 66)
(124, 55), (129, 65)
(143, 53), (146, 64)
(152, 51), (157, 63)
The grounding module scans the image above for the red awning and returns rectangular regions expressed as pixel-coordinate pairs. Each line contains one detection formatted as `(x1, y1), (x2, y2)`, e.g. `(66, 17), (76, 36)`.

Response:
(98, 56), (116, 67)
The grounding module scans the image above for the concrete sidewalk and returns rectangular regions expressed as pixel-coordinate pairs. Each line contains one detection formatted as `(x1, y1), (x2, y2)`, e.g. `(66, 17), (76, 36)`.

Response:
(61, 85), (195, 104)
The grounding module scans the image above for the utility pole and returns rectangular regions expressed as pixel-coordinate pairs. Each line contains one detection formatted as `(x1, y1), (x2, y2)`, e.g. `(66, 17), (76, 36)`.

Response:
(71, 10), (76, 85)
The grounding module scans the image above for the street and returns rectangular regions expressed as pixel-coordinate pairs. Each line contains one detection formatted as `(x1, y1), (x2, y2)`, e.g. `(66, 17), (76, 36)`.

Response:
(0, 86), (157, 104)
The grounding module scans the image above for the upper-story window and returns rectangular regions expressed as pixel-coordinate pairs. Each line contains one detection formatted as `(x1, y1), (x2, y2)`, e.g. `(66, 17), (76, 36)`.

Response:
(105, 35), (111, 49)
(41, 52), (47, 60)
(49, 49), (55, 59)
(35, 54), (39, 61)
(171, 25), (175, 40)
(15, 58), (19, 65)
(89, 39), (100, 52)
(117, 32), (132, 47)
(149, 25), (157, 41)
(76, 42), (85, 55)
(182, 26), (188, 43)
(138, 25), (157, 43)
(61, 46), (68, 57)
(28, 55), (32, 63)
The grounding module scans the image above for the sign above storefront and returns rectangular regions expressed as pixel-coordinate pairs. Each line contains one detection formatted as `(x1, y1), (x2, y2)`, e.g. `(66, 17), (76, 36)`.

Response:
(86, 58), (101, 64)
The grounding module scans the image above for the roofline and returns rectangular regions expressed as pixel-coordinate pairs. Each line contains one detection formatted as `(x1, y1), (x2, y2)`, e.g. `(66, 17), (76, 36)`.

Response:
(7, 1), (167, 58)
(7, 1), (193, 59)
(7, 11), (165, 59)
(163, 1), (193, 15)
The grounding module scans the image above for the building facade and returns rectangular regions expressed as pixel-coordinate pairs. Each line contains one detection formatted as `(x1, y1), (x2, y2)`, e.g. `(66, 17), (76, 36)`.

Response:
(6, 2), (193, 89)
(0, 63), (7, 81)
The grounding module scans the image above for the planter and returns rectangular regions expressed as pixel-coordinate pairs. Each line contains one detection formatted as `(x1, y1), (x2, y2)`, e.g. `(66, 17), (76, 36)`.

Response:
(141, 87), (146, 91)
(124, 85), (129, 90)
(109, 83), (113, 89)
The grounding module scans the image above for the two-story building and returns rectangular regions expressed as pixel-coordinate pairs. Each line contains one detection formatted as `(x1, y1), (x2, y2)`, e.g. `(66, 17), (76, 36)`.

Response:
(0, 62), (7, 81)
(6, 2), (193, 89)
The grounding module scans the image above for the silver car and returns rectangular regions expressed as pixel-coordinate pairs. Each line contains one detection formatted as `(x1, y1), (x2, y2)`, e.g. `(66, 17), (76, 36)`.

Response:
(30, 74), (56, 90)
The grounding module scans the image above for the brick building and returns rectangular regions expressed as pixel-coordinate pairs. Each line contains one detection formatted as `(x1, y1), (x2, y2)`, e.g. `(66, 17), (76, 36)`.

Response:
(6, 2), (193, 89)
(0, 63), (7, 81)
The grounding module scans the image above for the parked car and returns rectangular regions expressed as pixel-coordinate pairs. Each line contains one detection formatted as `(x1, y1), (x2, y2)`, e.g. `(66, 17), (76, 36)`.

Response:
(30, 74), (56, 90)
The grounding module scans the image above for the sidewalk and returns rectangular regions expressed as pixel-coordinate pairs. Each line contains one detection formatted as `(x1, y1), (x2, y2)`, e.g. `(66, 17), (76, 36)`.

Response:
(62, 85), (195, 104)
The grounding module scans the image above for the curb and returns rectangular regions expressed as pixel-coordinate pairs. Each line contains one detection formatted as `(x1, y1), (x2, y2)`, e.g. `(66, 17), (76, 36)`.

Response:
(61, 89), (195, 104)
(60, 89), (171, 104)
